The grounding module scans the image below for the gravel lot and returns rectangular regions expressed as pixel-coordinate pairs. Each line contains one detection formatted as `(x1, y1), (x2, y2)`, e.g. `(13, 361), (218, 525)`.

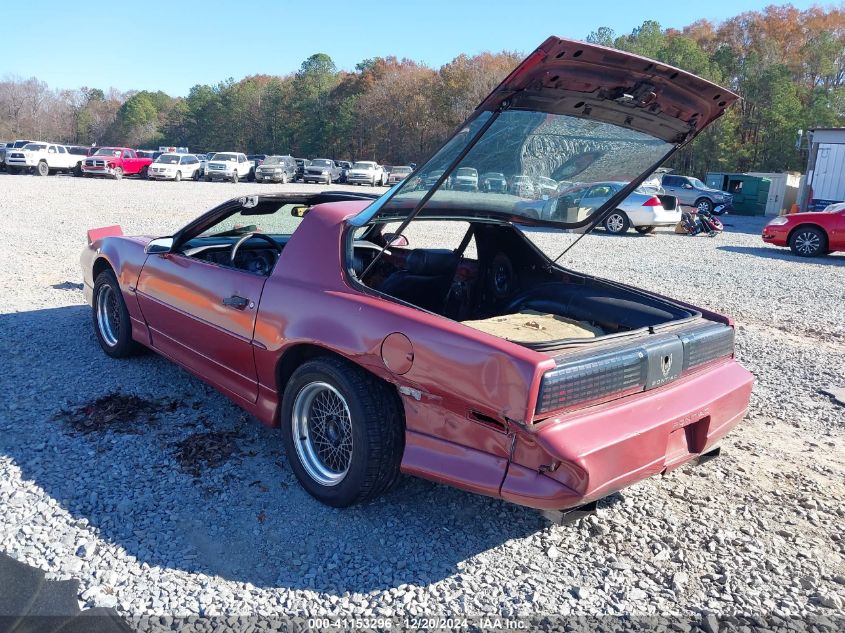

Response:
(0, 174), (843, 624)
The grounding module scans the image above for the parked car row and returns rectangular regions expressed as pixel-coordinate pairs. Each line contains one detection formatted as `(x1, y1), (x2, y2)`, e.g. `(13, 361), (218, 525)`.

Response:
(0, 142), (415, 189)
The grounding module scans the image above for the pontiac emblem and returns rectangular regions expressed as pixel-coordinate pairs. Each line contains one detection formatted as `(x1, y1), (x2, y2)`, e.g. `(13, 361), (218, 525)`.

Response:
(661, 354), (673, 377)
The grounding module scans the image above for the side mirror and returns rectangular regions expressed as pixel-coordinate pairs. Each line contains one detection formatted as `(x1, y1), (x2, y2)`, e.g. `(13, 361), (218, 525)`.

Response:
(145, 237), (174, 254)
(291, 205), (310, 218)
(384, 233), (409, 247)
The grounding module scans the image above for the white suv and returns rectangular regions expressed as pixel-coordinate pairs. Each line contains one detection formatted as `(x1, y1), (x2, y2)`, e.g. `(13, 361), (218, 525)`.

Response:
(205, 152), (251, 183)
(5, 142), (84, 176)
(148, 153), (202, 181)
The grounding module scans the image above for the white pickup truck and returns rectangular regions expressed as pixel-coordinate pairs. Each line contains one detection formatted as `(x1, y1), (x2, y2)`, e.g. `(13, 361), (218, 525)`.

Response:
(5, 142), (85, 176)
(346, 161), (387, 186)
(204, 152), (252, 183)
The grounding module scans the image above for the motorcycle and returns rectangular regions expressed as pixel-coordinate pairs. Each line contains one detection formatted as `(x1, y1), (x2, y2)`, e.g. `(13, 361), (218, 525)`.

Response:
(680, 208), (723, 236)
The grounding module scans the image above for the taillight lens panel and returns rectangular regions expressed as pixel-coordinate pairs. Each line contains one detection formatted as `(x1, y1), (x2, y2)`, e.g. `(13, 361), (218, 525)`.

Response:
(536, 323), (735, 416)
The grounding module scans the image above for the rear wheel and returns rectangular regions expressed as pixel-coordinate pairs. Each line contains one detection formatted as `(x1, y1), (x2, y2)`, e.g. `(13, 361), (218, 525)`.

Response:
(174, 170), (182, 182)
(73, 163), (83, 177)
(92, 270), (141, 358)
(604, 210), (630, 234)
(634, 226), (656, 235)
(789, 226), (827, 257)
(36, 161), (49, 177)
(281, 357), (404, 507)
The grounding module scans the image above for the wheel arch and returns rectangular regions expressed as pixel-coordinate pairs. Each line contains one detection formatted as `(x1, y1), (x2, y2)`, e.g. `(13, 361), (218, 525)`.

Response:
(787, 222), (829, 245)
(93, 256), (115, 281)
(275, 342), (399, 403)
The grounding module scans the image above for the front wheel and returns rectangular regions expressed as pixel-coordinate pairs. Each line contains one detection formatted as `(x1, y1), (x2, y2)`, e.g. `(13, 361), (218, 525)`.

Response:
(174, 170), (182, 182)
(281, 357), (404, 507)
(604, 210), (630, 234)
(232, 172), (239, 184)
(789, 226), (827, 257)
(113, 167), (124, 180)
(634, 226), (656, 235)
(281, 172), (288, 184)
(92, 270), (141, 358)
(36, 161), (49, 177)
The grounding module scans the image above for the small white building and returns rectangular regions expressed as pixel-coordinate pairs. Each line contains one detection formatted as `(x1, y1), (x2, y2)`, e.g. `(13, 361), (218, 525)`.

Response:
(802, 128), (845, 211)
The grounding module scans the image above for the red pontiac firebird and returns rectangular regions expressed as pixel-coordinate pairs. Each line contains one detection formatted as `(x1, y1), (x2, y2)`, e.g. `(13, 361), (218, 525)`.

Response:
(81, 37), (753, 520)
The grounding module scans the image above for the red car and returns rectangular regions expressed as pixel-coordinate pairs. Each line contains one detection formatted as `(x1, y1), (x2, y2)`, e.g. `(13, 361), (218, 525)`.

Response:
(82, 147), (153, 179)
(80, 37), (753, 519)
(762, 205), (845, 257)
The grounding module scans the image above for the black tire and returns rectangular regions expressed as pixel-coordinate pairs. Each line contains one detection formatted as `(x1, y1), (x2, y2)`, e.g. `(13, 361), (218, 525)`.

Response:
(193, 169), (200, 181)
(140, 166), (149, 179)
(789, 226), (827, 257)
(634, 226), (656, 234)
(174, 170), (182, 183)
(205, 176), (212, 182)
(92, 270), (141, 358)
(603, 210), (630, 234)
(232, 172), (239, 184)
(695, 198), (714, 213)
(36, 161), (49, 177)
(280, 356), (404, 507)
(73, 163), (83, 177)
(8, 167), (19, 175)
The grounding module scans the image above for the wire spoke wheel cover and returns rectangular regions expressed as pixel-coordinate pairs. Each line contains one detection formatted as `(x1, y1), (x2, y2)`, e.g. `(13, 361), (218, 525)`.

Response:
(292, 382), (353, 486)
(96, 284), (120, 347)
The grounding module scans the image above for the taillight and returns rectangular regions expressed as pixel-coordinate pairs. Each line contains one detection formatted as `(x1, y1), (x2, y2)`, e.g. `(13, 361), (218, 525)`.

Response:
(535, 324), (735, 416)
(642, 196), (662, 207)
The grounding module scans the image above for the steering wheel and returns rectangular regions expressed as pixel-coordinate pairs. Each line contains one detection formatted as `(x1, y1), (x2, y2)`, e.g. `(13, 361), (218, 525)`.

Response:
(230, 232), (282, 265)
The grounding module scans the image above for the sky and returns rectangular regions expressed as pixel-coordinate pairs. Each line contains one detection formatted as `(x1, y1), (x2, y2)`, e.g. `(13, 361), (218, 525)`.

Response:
(2, 0), (824, 96)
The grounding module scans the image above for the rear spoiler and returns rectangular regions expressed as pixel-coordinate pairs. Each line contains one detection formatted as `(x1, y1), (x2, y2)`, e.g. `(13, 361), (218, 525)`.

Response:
(87, 225), (123, 245)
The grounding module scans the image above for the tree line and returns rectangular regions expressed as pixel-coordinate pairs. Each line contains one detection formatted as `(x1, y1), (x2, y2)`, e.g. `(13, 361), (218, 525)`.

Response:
(2, 4), (844, 176)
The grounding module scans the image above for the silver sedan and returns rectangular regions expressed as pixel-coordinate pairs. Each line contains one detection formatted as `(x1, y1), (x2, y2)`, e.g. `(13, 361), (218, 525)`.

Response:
(543, 181), (681, 234)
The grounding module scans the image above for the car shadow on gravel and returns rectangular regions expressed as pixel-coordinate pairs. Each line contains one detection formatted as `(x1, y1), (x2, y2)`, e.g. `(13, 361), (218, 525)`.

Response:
(718, 245), (845, 266)
(0, 305), (546, 594)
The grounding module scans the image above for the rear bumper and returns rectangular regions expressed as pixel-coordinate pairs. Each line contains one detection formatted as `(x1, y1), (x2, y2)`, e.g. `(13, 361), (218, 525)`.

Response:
(501, 359), (753, 510)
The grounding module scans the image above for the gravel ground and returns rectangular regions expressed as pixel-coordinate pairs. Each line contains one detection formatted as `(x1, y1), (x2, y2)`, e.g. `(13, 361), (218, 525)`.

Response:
(0, 174), (843, 624)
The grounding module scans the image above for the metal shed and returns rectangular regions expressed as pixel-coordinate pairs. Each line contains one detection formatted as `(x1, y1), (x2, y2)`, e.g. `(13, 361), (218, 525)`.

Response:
(802, 128), (845, 211)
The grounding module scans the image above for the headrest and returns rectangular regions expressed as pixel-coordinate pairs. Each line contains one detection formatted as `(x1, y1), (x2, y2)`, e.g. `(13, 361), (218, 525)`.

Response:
(406, 249), (459, 275)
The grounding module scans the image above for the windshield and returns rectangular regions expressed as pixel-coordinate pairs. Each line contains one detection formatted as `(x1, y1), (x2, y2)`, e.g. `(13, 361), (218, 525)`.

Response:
(368, 109), (674, 227)
(23, 143), (46, 151)
(156, 155), (180, 164)
(263, 156), (284, 165)
(212, 153), (237, 162)
(198, 203), (307, 238)
(353, 162), (375, 169)
(391, 166), (412, 174)
(311, 159), (333, 167)
(690, 177), (708, 189)
(94, 149), (121, 157)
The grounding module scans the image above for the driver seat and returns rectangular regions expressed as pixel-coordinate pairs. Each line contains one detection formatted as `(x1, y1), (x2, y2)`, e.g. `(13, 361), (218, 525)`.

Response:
(380, 249), (459, 312)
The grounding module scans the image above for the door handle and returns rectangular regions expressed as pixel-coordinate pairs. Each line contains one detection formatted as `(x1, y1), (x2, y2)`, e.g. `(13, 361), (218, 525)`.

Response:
(223, 295), (249, 309)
